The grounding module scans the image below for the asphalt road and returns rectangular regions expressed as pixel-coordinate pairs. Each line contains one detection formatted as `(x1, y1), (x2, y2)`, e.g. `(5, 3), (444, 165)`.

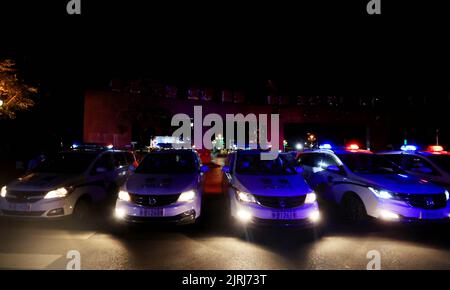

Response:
(1, 194), (450, 270)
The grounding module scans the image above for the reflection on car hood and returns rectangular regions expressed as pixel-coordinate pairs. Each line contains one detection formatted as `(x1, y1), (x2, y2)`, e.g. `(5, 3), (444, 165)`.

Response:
(6, 172), (81, 191)
(354, 173), (445, 194)
(126, 173), (198, 195)
(233, 174), (312, 196)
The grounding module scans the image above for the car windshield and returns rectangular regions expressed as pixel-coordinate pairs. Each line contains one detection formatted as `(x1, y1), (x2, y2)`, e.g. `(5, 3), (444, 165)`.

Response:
(34, 152), (98, 174)
(337, 153), (402, 174)
(135, 152), (197, 174)
(428, 155), (450, 173)
(235, 153), (298, 175)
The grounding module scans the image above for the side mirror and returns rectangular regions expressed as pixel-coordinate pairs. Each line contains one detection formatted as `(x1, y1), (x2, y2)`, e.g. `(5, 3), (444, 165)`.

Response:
(96, 167), (107, 174)
(326, 165), (341, 173)
(222, 165), (231, 173)
(295, 166), (303, 173)
(200, 165), (210, 173)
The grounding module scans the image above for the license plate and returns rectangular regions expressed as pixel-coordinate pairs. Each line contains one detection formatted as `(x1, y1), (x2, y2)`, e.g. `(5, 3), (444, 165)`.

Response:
(422, 211), (443, 219)
(139, 208), (164, 217)
(271, 211), (297, 220)
(8, 203), (31, 212)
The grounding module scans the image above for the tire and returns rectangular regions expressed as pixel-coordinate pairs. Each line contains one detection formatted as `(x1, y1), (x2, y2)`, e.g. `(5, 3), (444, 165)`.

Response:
(341, 193), (367, 224)
(72, 197), (92, 222)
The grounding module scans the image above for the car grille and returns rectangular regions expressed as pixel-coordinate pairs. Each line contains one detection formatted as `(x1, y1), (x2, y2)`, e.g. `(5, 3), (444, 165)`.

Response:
(254, 195), (306, 209)
(5, 190), (47, 203)
(396, 193), (447, 209)
(1, 210), (46, 217)
(129, 193), (180, 207)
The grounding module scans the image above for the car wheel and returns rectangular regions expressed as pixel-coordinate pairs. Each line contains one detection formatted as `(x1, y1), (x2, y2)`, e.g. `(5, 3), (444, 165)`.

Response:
(342, 193), (367, 224)
(72, 197), (92, 222)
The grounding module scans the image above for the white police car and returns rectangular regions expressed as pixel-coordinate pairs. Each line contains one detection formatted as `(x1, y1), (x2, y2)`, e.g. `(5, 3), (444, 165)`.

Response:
(0, 145), (136, 219)
(114, 150), (208, 224)
(297, 144), (450, 223)
(222, 150), (320, 228)
(379, 145), (450, 190)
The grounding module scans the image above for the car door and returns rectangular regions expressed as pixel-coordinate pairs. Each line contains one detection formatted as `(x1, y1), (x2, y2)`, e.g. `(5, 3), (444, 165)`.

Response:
(303, 153), (343, 201)
(297, 153), (322, 187)
(222, 153), (235, 194)
(88, 152), (116, 200)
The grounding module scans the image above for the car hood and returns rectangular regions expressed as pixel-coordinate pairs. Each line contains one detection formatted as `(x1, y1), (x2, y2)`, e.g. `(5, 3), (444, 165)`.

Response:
(233, 174), (312, 196)
(6, 172), (81, 192)
(353, 173), (445, 194)
(125, 173), (198, 195)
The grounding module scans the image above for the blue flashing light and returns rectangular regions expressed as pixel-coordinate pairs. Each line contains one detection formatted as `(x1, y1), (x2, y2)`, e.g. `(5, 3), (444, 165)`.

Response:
(400, 145), (418, 151)
(71, 143), (79, 149)
(319, 144), (332, 150)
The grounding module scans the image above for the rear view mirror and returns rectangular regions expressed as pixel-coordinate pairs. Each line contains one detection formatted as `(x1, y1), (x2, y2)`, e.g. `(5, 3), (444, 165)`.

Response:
(222, 165), (231, 173)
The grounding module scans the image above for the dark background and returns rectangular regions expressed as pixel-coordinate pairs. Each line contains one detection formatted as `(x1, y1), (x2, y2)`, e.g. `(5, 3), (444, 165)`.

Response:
(0, 0), (448, 162)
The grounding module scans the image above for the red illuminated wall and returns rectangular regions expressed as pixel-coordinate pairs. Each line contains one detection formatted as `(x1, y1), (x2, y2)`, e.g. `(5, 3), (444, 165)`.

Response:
(84, 90), (388, 150)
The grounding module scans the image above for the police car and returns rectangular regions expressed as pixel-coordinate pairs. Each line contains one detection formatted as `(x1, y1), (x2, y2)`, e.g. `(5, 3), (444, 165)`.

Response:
(114, 150), (208, 224)
(222, 150), (320, 228)
(297, 144), (450, 223)
(379, 145), (450, 190)
(0, 144), (137, 220)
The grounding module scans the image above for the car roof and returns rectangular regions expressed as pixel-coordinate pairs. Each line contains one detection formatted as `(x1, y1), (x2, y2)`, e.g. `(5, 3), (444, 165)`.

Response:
(299, 148), (373, 155)
(379, 150), (450, 157)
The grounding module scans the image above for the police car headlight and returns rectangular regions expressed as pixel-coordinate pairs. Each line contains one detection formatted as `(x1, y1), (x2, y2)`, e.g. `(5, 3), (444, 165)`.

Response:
(305, 192), (317, 204)
(368, 187), (394, 199)
(118, 190), (131, 202)
(44, 187), (69, 199)
(1, 186), (7, 198)
(236, 190), (257, 203)
(178, 190), (196, 202)
(445, 190), (449, 201)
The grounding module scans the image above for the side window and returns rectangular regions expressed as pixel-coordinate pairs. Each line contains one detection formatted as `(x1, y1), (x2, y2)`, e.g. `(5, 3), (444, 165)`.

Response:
(403, 155), (438, 176)
(226, 154), (235, 172)
(298, 153), (321, 167)
(113, 153), (127, 168)
(91, 153), (114, 175)
(316, 154), (339, 168)
(125, 153), (135, 165)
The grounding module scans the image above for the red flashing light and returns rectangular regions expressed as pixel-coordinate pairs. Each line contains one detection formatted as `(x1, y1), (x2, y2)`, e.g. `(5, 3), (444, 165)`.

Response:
(427, 145), (444, 152)
(347, 144), (360, 150)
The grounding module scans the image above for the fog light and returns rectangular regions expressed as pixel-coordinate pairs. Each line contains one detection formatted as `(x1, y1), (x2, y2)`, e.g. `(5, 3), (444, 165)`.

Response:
(115, 208), (126, 219)
(236, 210), (252, 223)
(47, 208), (64, 216)
(379, 210), (400, 220)
(309, 210), (321, 222)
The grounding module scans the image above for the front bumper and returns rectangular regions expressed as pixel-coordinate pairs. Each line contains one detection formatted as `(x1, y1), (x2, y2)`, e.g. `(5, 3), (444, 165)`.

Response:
(371, 199), (450, 223)
(0, 197), (75, 219)
(232, 202), (320, 228)
(115, 198), (201, 225)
